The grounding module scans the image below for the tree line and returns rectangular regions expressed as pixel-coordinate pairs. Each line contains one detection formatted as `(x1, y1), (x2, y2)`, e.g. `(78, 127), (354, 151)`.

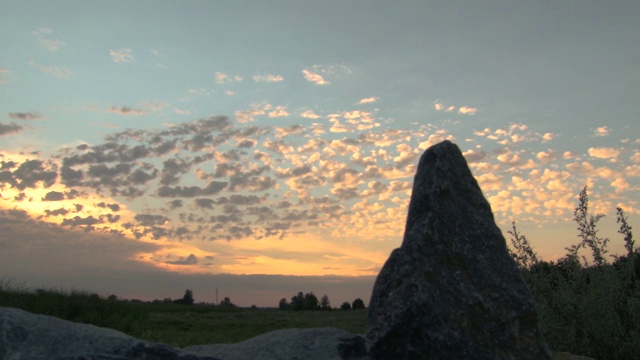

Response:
(278, 291), (366, 311)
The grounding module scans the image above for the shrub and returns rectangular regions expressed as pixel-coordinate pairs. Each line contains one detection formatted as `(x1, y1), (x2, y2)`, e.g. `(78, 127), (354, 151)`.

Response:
(510, 187), (640, 359)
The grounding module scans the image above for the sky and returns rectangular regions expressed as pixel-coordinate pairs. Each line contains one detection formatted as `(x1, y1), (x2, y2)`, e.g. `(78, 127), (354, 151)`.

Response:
(0, 1), (639, 307)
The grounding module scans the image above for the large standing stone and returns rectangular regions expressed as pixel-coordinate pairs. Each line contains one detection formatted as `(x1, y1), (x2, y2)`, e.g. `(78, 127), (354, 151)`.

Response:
(366, 140), (551, 359)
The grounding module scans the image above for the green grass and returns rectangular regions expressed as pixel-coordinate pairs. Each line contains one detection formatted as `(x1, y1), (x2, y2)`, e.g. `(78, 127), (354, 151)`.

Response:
(141, 306), (366, 347)
(0, 280), (366, 347)
(0, 279), (150, 337)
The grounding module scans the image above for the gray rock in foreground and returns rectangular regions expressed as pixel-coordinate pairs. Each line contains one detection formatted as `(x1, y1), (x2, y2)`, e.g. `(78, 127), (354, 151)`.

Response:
(0, 306), (218, 360)
(0, 306), (367, 360)
(185, 327), (367, 360)
(366, 140), (552, 359)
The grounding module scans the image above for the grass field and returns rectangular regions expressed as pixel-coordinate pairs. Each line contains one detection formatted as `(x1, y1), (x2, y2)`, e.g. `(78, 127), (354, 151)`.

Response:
(0, 280), (366, 347)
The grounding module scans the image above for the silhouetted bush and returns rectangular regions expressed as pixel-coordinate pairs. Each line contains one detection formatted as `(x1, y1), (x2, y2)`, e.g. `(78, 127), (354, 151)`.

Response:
(509, 186), (639, 359)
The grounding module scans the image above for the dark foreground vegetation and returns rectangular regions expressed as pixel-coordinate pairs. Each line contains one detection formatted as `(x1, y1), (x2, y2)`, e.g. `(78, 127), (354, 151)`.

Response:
(0, 186), (637, 358)
(509, 186), (639, 360)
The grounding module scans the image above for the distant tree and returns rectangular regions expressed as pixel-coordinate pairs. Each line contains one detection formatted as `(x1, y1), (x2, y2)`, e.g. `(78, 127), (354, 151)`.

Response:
(250, 305), (257, 309)
(220, 297), (235, 307)
(320, 294), (331, 310)
(107, 294), (118, 302)
(340, 301), (352, 310)
(162, 297), (172, 304)
(303, 292), (319, 310)
(291, 291), (304, 311)
(352, 298), (365, 310)
(278, 297), (290, 310)
(182, 289), (194, 305)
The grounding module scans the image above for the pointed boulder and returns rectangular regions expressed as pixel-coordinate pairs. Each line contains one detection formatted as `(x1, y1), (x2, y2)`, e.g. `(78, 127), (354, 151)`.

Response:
(366, 140), (551, 359)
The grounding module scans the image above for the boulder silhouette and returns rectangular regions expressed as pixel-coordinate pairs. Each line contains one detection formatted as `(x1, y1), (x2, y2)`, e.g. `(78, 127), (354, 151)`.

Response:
(366, 140), (551, 359)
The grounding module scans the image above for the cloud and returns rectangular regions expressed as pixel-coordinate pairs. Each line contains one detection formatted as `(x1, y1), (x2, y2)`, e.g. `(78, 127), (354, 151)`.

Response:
(588, 147), (621, 160)
(37, 65), (74, 79)
(0, 123), (23, 136)
(38, 38), (65, 51)
(215, 72), (243, 84)
(536, 150), (557, 163)
(302, 69), (329, 85)
(463, 149), (487, 163)
(7, 112), (44, 120)
(434, 101), (477, 115)
(110, 48), (134, 63)
(3, 114), (636, 283)
(42, 191), (65, 201)
(358, 97), (378, 104)
(0, 68), (7, 83)
(253, 74), (284, 82)
(33, 27), (65, 51)
(542, 132), (555, 142)
(108, 106), (148, 116)
(235, 107), (265, 123)
(593, 126), (610, 137)
(268, 106), (289, 118)
(458, 106), (478, 115)
(166, 254), (198, 265)
(300, 110), (321, 119)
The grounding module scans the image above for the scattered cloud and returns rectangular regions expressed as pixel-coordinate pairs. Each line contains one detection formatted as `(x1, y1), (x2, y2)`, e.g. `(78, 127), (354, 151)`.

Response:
(542, 132), (555, 142)
(434, 101), (477, 115)
(358, 97), (378, 104)
(253, 74), (284, 83)
(33, 27), (65, 51)
(7, 112), (44, 120)
(0, 68), (7, 83)
(30, 62), (74, 79)
(166, 254), (198, 265)
(110, 48), (134, 63)
(0, 123), (23, 136)
(458, 106), (478, 115)
(215, 72), (243, 84)
(588, 147), (621, 160)
(593, 126), (610, 137)
(268, 106), (289, 118)
(300, 110), (321, 119)
(38, 38), (65, 52)
(108, 106), (148, 116)
(0, 111), (637, 280)
(302, 69), (329, 85)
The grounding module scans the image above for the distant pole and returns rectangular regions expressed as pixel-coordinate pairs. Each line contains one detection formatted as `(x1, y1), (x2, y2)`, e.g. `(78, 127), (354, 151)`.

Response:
(216, 287), (218, 305)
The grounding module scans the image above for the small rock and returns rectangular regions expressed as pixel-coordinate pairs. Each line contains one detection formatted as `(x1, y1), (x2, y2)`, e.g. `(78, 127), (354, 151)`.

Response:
(366, 140), (552, 359)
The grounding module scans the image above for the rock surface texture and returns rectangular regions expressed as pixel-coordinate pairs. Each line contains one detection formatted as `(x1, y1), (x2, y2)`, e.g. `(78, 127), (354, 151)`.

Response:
(0, 306), (218, 360)
(0, 306), (367, 360)
(366, 140), (552, 359)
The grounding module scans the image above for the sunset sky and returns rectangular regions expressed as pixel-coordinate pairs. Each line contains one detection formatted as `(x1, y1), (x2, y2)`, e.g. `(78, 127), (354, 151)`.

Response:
(1, 1), (638, 307)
